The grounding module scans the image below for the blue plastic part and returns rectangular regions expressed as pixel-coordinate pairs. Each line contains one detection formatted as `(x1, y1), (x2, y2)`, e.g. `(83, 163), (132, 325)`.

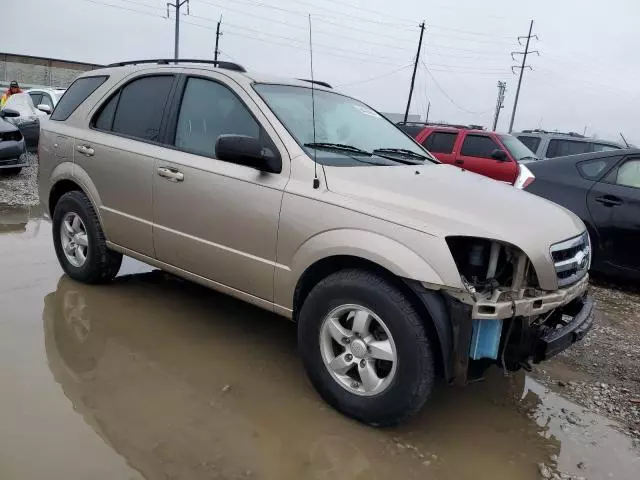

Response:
(469, 318), (503, 360)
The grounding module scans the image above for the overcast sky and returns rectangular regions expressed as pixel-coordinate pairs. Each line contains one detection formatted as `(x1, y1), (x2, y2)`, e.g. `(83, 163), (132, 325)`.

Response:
(5, 0), (639, 143)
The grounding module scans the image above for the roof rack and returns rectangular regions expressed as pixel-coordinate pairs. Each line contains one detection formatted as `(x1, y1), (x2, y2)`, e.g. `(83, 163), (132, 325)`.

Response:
(521, 128), (585, 138)
(297, 78), (333, 89)
(106, 59), (246, 72)
(397, 121), (485, 130)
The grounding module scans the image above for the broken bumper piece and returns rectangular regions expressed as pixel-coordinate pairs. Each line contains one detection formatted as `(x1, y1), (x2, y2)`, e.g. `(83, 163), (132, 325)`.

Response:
(533, 293), (594, 362)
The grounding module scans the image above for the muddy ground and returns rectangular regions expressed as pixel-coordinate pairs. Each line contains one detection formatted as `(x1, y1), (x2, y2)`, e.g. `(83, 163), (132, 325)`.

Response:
(0, 167), (638, 479)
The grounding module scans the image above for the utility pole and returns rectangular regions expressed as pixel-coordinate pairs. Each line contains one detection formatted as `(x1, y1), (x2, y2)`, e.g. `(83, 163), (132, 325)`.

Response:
(492, 81), (507, 131)
(214, 16), (222, 62)
(167, 0), (190, 60)
(508, 20), (538, 133)
(403, 21), (425, 123)
(425, 101), (430, 123)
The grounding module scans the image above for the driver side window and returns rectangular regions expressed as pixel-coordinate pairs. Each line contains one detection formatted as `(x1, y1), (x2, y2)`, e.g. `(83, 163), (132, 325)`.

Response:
(174, 77), (261, 159)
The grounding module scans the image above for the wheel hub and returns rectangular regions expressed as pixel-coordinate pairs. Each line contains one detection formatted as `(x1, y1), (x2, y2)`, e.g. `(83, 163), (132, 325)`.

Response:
(349, 339), (367, 358)
(319, 304), (397, 397)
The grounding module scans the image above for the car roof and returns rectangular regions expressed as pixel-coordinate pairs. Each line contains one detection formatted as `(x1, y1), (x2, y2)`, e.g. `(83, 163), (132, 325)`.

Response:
(82, 62), (334, 92)
(513, 130), (622, 146)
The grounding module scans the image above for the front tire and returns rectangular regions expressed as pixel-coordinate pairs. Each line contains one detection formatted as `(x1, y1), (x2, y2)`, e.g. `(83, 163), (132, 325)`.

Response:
(298, 269), (435, 426)
(52, 191), (122, 284)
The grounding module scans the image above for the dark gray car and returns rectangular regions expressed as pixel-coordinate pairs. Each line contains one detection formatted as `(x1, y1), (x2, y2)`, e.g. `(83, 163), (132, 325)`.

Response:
(0, 108), (27, 175)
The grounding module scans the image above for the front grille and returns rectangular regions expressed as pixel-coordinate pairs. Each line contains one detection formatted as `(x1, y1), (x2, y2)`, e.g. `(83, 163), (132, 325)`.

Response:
(0, 130), (22, 142)
(551, 232), (590, 287)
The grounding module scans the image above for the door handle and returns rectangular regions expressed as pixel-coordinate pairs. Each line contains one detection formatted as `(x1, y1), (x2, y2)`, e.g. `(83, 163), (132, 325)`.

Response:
(454, 159), (464, 165)
(157, 167), (184, 182)
(76, 145), (94, 156)
(595, 195), (623, 207)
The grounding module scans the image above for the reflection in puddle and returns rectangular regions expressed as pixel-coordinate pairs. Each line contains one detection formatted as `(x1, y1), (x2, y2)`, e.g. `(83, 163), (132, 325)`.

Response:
(43, 271), (639, 480)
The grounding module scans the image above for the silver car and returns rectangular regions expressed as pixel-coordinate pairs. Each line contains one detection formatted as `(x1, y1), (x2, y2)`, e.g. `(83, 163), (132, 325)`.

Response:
(38, 60), (594, 425)
(514, 129), (623, 160)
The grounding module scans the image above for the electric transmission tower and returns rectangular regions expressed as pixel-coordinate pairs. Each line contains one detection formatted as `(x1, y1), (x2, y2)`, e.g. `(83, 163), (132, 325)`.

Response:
(508, 20), (539, 133)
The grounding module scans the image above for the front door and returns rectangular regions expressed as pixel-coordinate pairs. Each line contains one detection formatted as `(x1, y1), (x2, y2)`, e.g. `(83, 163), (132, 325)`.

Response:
(153, 74), (288, 302)
(587, 156), (640, 272)
(456, 132), (518, 182)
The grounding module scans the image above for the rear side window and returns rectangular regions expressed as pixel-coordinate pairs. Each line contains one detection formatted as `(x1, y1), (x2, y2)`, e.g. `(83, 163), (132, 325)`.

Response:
(51, 76), (108, 121)
(592, 143), (620, 153)
(546, 139), (591, 158)
(423, 131), (457, 154)
(93, 75), (174, 143)
(397, 124), (424, 138)
(517, 135), (541, 153)
(576, 157), (618, 180)
(460, 134), (499, 158)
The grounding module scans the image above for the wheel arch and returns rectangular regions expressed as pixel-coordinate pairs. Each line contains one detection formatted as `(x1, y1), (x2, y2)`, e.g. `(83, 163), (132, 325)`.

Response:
(48, 165), (103, 225)
(292, 254), (451, 380)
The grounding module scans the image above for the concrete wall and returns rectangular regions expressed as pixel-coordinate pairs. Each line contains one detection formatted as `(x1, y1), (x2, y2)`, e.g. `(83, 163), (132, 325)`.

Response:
(0, 53), (101, 89)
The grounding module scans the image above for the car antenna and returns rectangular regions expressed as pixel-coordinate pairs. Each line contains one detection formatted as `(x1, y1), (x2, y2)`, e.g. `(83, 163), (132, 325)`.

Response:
(308, 14), (320, 189)
(620, 132), (630, 148)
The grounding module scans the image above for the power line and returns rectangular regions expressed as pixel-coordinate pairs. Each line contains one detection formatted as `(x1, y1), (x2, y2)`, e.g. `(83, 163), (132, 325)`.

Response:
(404, 22), (425, 123)
(508, 19), (538, 132)
(421, 61), (493, 115)
(334, 64), (413, 88)
(167, 0), (190, 60)
(73, 0), (165, 18)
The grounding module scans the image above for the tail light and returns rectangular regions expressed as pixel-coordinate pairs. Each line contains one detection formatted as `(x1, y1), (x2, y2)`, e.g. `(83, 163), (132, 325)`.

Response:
(514, 163), (535, 189)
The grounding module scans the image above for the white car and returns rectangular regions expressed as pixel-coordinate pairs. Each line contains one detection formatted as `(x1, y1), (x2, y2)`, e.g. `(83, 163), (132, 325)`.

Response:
(27, 88), (66, 115)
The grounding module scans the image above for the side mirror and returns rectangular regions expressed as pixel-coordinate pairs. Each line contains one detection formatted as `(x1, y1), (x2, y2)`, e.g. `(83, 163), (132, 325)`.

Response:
(0, 108), (20, 118)
(37, 104), (52, 114)
(215, 134), (281, 173)
(491, 149), (508, 161)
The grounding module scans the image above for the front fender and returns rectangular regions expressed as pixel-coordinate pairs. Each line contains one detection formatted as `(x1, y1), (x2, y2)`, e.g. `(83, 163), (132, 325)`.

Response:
(274, 229), (445, 311)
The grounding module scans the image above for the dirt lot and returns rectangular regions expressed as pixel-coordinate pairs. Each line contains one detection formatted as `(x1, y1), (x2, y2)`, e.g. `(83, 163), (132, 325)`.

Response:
(0, 164), (638, 480)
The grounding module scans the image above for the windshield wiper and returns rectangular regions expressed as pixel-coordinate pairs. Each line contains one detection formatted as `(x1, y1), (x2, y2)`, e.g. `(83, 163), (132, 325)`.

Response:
(304, 142), (372, 156)
(373, 148), (429, 161)
(519, 156), (539, 161)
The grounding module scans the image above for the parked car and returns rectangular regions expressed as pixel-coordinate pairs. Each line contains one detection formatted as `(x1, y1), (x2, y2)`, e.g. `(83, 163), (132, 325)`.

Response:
(397, 122), (538, 184)
(525, 149), (640, 280)
(0, 107), (27, 175)
(27, 88), (66, 115)
(1, 92), (47, 152)
(513, 129), (623, 160)
(39, 59), (593, 426)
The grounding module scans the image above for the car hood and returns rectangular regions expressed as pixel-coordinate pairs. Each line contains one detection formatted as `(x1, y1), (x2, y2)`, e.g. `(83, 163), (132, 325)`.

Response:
(324, 163), (585, 252)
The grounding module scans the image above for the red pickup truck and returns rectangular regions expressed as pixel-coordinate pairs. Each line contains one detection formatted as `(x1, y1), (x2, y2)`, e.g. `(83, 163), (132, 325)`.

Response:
(398, 123), (538, 184)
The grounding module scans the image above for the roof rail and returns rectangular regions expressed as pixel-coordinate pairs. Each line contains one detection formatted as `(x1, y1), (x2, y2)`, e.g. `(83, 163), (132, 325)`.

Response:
(397, 121), (485, 130)
(106, 59), (246, 72)
(521, 128), (585, 138)
(297, 78), (333, 89)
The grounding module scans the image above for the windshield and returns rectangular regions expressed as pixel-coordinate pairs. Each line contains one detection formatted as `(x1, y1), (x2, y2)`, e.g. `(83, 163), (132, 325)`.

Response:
(499, 134), (537, 161)
(2, 93), (40, 121)
(254, 84), (436, 166)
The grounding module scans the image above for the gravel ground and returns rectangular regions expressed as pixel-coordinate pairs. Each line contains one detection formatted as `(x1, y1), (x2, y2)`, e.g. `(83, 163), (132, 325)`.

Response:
(0, 153), (39, 206)
(535, 280), (640, 443)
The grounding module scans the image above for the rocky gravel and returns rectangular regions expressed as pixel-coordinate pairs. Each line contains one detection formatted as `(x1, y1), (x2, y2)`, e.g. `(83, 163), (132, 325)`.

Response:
(535, 280), (640, 444)
(0, 153), (39, 206)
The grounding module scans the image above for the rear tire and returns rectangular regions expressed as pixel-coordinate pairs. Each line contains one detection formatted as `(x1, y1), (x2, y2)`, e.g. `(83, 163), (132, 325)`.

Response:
(52, 191), (122, 284)
(298, 269), (435, 426)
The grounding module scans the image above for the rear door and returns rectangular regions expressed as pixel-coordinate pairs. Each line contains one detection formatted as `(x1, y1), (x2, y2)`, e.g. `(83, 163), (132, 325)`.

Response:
(456, 132), (517, 182)
(77, 74), (177, 258)
(587, 156), (640, 272)
(420, 130), (458, 165)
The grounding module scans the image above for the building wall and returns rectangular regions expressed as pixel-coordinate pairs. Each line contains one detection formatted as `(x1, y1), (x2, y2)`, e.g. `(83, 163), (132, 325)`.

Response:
(0, 53), (101, 89)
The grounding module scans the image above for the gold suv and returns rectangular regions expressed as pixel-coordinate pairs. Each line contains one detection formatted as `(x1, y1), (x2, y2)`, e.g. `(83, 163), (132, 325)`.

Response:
(39, 60), (593, 425)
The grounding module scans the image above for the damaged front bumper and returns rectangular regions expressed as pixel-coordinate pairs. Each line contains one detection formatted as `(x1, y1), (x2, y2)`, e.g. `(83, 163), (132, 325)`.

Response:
(438, 275), (593, 385)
